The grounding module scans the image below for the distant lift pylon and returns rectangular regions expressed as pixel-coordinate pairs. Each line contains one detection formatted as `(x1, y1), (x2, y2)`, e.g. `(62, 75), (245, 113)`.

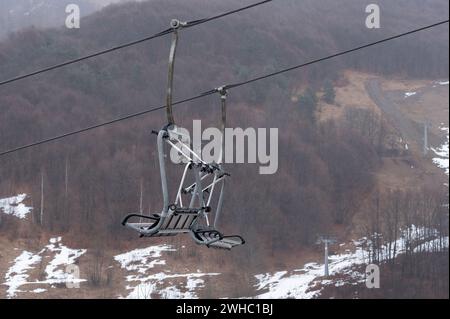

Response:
(121, 19), (245, 250)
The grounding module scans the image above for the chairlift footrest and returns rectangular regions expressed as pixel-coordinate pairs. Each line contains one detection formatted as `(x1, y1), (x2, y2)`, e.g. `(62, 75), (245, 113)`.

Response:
(192, 228), (245, 250)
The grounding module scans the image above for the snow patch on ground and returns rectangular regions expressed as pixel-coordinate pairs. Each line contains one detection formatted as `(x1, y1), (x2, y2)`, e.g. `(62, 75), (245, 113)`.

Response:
(413, 237), (449, 253)
(40, 237), (86, 285)
(253, 226), (448, 299)
(404, 91), (417, 98)
(431, 126), (449, 176)
(125, 272), (219, 299)
(0, 194), (32, 219)
(114, 244), (175, 273)
(114, 245), (220, 299)
(3, 237), (86, 298)
(438, 81), (449, 85)
(253, 247), (369, 299)
(4, 251), (42, 298)
(32, 288), (47, 293)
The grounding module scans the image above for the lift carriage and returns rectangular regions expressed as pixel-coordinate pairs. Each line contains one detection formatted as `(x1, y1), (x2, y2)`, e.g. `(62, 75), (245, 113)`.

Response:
(122, 19), (245, 250)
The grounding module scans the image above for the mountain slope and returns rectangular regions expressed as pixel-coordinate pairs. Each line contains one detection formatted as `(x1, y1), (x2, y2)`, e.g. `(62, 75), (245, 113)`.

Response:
(0, 0), (448, 299)
(0, 0), (145, 39)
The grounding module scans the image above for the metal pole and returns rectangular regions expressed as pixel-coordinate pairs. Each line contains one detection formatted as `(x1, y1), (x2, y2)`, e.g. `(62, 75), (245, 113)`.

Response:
(423, 122), (428, 156)
(324, 240), (329, 277)
(165, 19), (185, 127)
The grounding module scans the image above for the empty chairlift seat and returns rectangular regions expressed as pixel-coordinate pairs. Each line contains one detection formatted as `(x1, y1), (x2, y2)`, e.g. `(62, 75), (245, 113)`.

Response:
(122, 207), (204, 237)
(121, 18), (244, 250)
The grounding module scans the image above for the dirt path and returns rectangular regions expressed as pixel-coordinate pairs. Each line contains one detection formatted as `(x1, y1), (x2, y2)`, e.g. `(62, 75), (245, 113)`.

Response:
(365, 78), (424, 150)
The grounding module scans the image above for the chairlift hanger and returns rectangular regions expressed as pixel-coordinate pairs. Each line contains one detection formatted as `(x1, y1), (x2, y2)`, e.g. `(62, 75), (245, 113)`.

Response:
(122, 19), (244, 250)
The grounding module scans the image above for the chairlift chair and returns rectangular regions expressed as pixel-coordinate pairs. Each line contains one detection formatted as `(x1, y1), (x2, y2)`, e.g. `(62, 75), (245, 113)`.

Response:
(122, 19), (244, 250)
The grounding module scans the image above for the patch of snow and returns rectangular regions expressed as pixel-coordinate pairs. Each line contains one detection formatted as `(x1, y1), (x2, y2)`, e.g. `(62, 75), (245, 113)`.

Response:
(4, 251), (42, 298)
(32, 288), (47, 293)
(352, 237), (367, 246)
(255, 267), (323, 299)
(0, 194), (32, 219)
(431, 127), (449, 176)
(125, 272), (215, 299)
(433, 158), (449, 176)
(186, 276), (205, 291)
(114, 245), (174, 273)
(254, 271), (287, 291)
(413, 236), (449, 253)
(253, 226), (448, 299)
(49, 237), (61, 244)
(438, 81), (449, 85)
(404, 92), (417, 98)
(115, 245), (219, 299)
(41, 237), (87, 285)
(3, 237), (86, 298)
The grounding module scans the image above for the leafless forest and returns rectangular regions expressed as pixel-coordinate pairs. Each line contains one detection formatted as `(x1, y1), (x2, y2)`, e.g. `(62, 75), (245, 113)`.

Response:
(0, 0), (448, 298)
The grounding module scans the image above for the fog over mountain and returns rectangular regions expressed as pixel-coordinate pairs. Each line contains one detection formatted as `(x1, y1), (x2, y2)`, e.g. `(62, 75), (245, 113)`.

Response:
(0, 0), (143, 39)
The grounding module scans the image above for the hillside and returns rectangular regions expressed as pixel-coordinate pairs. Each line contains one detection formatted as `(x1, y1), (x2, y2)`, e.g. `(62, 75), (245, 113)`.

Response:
(0, 0), (144, 40)
(0, 0), (448, 299)
(0, 73), (448, 298)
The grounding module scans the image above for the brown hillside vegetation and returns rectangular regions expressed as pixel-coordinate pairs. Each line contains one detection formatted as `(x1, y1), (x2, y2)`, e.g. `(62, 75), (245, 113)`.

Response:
(0, 0), (448, 298)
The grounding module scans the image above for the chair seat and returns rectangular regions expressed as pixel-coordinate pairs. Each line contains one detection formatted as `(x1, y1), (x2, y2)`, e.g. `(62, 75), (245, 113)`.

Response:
(122, 213), (199, 237)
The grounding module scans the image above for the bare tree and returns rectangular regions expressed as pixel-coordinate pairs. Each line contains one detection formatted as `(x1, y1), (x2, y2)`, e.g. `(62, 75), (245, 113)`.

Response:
(40, 168), (45, 226)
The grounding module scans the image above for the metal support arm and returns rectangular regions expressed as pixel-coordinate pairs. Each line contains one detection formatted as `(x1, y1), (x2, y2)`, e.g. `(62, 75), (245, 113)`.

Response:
(166, 19), (186, 126)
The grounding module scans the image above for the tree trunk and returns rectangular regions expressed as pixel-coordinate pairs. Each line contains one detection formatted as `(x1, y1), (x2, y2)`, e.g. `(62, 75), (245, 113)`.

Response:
(40, 168), (44, 226)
